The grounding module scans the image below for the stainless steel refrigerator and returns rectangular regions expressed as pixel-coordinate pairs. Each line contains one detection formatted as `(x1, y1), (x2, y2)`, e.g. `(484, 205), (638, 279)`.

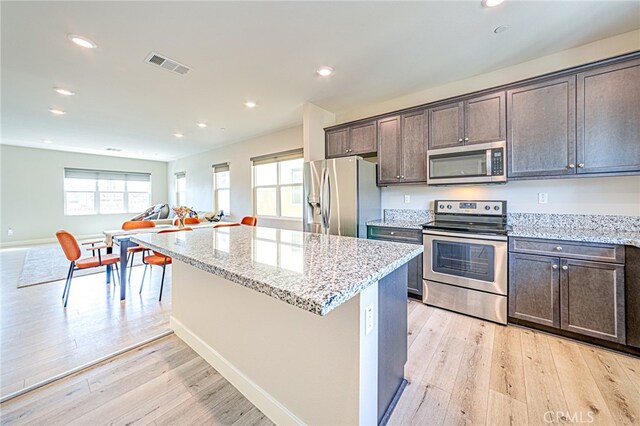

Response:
(303, 156), (381, 237)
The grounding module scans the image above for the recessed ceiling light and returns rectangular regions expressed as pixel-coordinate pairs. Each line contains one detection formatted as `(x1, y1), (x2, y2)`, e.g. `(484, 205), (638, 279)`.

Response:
(53, 87), (75, 96)
(220, 127), (226, 131)
(244, 101), (257, 108)
(196, 122), (207, 128)
(49, 108), (66, 115)
(67, 34), (97, 49)
(316, 66), (334, 77)
(494, 25), (509, 34)
(173, 132), (184, 138)
(43, 139), (54, 144)
(482, 0), (505, 7)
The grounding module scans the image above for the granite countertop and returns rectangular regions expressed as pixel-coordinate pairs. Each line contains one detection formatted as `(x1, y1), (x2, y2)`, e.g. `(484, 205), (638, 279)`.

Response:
(508, 226), (640, 248)
(366, 219), (425, 230)
(131, 226), (423, 316)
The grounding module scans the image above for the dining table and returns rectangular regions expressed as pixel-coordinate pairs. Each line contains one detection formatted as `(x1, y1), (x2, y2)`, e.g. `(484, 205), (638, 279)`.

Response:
(102, 221), (239, 300)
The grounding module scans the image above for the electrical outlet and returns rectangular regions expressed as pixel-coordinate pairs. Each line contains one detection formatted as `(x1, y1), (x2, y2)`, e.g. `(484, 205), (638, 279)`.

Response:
(7, 228), (13, 236)
(404, 195), (411, 204)
(538, 193), (548, 204)
(365, 305), (374, 335)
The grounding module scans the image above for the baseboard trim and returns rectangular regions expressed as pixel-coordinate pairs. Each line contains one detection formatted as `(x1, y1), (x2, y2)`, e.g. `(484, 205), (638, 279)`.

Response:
(0, 233), (104, 249)
(170, 316), (304, 426)
(0, 330), (174, 404)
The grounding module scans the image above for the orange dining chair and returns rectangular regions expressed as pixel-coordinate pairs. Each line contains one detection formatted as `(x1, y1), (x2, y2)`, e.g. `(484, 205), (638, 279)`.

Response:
(140, 227), (192, 301)
(172, 217), (200, 226)
(213, 222), (240, 228)
(121, 220), (155, 281)
(56, 230), (121, 307)
(240, 216), (258, 226)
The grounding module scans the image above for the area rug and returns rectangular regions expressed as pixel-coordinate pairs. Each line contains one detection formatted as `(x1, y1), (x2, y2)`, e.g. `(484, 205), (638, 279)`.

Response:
(17, 244), (144, 288)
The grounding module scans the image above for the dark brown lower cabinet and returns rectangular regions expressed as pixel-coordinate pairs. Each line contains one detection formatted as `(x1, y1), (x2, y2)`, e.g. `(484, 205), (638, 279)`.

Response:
(508, 253), (560, 328)
(560, 259), (625, 343)
(508, 238), (627, 346)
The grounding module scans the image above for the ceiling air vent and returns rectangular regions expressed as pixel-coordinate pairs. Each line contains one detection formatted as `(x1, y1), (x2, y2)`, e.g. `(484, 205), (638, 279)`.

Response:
(145, 52), (191, 76)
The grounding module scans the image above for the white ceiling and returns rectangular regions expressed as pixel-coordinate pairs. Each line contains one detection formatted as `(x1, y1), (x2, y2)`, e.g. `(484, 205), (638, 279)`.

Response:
(2, 1), (639, 162)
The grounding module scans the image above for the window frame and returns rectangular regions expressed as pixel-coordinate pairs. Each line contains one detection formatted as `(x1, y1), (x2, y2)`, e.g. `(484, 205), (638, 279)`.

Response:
(213, 163), (231, 215)
(251, 151), (303, 220)
(175, 172), (187, 207)
(63, 168), (152, 216)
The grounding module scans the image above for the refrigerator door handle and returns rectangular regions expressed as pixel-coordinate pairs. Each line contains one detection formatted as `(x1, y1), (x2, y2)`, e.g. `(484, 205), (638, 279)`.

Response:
(320, 167), (329, 230)
(326, 168), (332, 231)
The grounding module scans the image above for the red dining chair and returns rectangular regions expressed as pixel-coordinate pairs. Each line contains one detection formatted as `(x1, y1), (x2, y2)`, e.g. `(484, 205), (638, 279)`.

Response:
(240, 216), (258, 226)
(121, 220), (155, 281)
(172, 217), (200, 226)
(140, 227), (192, 301)
(56, 230), (121, 307)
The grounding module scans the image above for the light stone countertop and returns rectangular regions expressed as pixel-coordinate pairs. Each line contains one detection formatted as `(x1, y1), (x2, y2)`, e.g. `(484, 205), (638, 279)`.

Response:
(508, 226), (640, 248)
(131, 226), (423, 316)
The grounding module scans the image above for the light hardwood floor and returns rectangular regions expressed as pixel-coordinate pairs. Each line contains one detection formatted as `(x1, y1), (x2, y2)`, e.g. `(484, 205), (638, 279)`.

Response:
(0, 245), (172, 398)
(3, 298), (639, 425)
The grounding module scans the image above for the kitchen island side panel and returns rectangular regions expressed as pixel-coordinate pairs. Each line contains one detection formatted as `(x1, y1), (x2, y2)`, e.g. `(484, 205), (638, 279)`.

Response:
(170, 260), (378, 425)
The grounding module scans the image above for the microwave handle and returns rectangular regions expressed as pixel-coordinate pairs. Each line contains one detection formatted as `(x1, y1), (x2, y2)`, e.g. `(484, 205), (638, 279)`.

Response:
(486, 150), (492, 176)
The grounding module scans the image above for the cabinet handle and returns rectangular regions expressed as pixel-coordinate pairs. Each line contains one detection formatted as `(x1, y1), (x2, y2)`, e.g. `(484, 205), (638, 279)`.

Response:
(555, 246), (562, 251)
(562, 265), (568, 270)
(464, 137), (469, 141)
(345, 149), (349, 153)
(401, 175), (405, 179)
(390, 232), (395, 235)
(578, 163), (584, 168)
(396, 175), (400, 179)
(568, 164), (576, 169)
(552, 264), (558, 270)
(458, 138), (463, 142)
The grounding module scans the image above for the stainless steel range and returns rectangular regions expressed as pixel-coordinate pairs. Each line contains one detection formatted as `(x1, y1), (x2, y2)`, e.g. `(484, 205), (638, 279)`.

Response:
(422, 200), (509, 324)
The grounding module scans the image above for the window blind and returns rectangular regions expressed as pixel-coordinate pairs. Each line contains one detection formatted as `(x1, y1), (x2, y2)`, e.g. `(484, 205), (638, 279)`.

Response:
(250, 149), (303, 166)
(65, 168), (151, 182)
(212, 162), (230, 172)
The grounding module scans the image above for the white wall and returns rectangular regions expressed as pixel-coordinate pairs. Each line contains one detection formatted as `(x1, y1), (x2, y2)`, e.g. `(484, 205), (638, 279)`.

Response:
(382, 176), (640, 216)
(336, 29), (640, 217)
(0, 145), (168, 245)
(167, 126), (303, 230)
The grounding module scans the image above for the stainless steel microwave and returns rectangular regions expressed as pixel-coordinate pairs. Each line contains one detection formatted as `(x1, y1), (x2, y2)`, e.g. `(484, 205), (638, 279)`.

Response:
(427, 141), (506, 185)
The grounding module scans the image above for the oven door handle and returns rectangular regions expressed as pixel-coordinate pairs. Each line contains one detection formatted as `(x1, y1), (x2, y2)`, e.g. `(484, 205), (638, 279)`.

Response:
(423, 230), (507, 242)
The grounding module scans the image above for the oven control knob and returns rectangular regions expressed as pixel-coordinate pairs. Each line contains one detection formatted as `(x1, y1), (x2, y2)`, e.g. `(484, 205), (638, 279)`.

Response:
(447, 204), (452, 209)
(494, 206), (500, 211)
(484, 205), (490, 211)
(439, 204), (444, 209)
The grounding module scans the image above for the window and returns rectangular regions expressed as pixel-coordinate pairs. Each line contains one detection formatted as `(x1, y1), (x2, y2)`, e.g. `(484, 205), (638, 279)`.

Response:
(64, 168), (151, 216)
(175, 172), (186, 206)
(252, 149), (303, 219)
(213, 163), (230, 215)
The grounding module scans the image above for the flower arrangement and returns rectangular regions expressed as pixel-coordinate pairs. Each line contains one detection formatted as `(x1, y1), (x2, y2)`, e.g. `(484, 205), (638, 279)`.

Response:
(173, 206), (193, 228)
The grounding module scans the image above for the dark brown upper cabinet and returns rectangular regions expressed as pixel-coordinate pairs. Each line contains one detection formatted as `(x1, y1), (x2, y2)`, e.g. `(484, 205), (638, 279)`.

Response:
(377, 111), (428, 185)
(325, 121), (377, 159)
(377, 116), (402, 184)
(429, 91), (505, 150)
(507, 76), (577, 178)
(577, 58), (640, 174)
(428, 101), (463, 149)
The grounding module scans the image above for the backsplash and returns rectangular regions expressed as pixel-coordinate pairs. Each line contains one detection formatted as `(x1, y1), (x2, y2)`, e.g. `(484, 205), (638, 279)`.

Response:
(384, 209), (434, 223)
(508, 213), (640, 232)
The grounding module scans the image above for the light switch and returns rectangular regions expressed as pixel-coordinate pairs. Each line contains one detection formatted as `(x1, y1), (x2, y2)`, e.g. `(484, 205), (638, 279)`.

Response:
(404, 195), (411, 204)
(538, 193), (548, 204)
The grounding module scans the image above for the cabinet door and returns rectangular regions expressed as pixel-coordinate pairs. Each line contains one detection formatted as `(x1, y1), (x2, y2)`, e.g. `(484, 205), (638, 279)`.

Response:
(350, 121), (377, 155)
(407, 254), (423, 297)
(577, 59), (640, 174)
(400, 110), (427, 183)
(560, 259), (625, 343)
(508, 253), (560, 328)
(464, 91), (506, 145)
(507, 76), (576, 178)
(326, 128), (349, 158)
(428, 101), (464, 149)
(377, 116), (402, 184)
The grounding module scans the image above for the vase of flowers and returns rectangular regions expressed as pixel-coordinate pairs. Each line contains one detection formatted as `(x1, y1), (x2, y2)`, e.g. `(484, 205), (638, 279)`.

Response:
(173, 206), (192, 228)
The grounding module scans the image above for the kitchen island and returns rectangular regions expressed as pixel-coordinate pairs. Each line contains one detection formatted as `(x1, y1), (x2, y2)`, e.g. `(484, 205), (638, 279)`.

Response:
(132, 226), (423, 425)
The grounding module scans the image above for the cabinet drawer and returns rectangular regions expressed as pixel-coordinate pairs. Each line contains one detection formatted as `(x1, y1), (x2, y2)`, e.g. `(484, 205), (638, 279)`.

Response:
(367, 226), (422, 244)
(509, 237), (624, 264)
